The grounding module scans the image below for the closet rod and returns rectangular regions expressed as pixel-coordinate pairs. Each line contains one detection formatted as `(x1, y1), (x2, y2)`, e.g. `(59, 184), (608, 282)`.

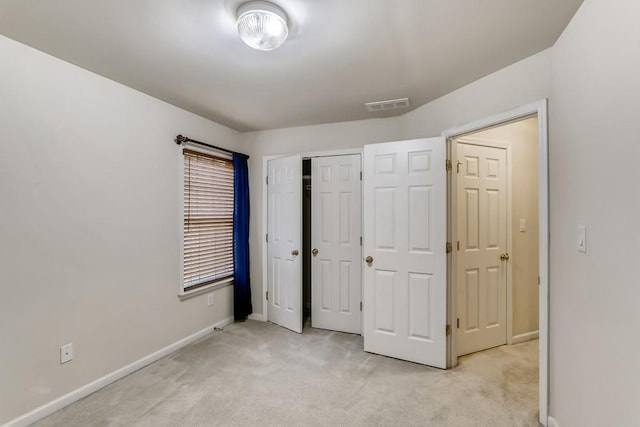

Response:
(175, 134), (249, 158)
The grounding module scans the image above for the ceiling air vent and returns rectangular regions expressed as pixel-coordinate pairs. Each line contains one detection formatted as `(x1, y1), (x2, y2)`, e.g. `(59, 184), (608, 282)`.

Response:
(365, 98), (410, 112)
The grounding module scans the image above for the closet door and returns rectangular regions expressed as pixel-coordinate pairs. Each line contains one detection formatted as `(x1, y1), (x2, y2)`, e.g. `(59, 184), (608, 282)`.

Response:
(311, 155), (362, 334)
(267, 155), (303, 333)
(363, 138), (447, 368)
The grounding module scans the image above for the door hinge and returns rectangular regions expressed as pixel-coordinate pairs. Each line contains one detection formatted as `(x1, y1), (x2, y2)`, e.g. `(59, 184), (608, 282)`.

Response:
(360, 171), (362, 181)
(446, 242), (452, 253)
(360, 236), (363, 246)
(457, 318), (460, 328)
(266, 291), (269, 301)
(360, 302), (363, 311)
(446, 324), (451, 336)
(266, 176), (269, 185)
(457, 241), (460, 251)
(445, 159), (452, 172)
(265, 233), (268, 243)
(538, 276), (540, 285)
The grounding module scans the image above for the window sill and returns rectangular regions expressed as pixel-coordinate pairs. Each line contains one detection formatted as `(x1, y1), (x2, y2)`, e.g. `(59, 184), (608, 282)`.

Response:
(178, 277), (234, 301)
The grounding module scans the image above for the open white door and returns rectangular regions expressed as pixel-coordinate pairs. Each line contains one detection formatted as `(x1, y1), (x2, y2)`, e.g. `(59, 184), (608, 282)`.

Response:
(311, 154), (362, 334)
(363, 138), (447, 368)
(267, 155), (303, 333)
(456, 141), (508, 356)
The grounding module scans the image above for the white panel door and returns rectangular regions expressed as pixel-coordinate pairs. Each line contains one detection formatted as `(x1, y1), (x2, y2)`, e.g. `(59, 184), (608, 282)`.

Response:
(311, 155), (362, 334)
(456, 142), (507, 356)
(363, 138), (447, 368)
(267, 155), (303, 333)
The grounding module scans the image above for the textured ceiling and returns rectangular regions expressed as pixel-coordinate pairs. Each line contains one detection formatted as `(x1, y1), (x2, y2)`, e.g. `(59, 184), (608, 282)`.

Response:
(0, 0), (583, 131)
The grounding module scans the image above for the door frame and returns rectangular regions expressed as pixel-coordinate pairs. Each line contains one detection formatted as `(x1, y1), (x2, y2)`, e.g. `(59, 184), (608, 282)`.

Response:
(261, 148), (363, 323)
(454, 137), (514, 352)
(442, 99), (549, 426)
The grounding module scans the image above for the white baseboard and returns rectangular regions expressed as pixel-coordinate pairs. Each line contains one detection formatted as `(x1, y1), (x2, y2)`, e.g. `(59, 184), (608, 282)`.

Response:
(512, 330), (539, 344)
(248, 313), (265, 321)
(2, 316), (234, 427)
(547, 416), (559, 427)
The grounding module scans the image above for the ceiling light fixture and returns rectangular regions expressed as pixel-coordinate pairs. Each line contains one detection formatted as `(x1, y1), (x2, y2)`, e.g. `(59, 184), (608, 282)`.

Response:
(236, 1), (289, 51)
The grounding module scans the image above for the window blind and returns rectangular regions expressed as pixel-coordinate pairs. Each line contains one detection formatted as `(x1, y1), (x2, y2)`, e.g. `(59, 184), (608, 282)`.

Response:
(183, 149), (234, 292)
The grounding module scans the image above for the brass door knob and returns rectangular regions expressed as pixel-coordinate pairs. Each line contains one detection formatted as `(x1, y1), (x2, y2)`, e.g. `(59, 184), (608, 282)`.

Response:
(500, 253), (510, 261)
(291, 249), (299, 256)
(312, 248), (319, 257)
(365, 256), (373, 266)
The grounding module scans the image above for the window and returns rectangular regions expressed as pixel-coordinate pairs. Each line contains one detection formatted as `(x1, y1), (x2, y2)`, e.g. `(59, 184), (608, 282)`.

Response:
(182, 148), (234, 293)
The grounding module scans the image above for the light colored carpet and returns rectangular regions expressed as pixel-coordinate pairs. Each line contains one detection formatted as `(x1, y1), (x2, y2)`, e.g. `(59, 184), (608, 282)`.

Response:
(35, 320), (539, 427)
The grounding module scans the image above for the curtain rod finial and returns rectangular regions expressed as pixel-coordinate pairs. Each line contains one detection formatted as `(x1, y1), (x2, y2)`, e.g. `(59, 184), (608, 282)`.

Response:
(176, 135), (188, 145)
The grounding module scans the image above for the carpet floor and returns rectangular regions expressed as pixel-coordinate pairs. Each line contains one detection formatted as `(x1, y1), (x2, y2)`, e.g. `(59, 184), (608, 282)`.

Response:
(35, 320), (539, 427)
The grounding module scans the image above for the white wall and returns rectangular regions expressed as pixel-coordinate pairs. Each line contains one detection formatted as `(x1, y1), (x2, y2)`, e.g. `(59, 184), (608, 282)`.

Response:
(400, 49), (552, 139)
(244, 49), (552, 318)
(0, 35), (240, 424)
(549, 0), (640, 425)
(462, 118), (539, 338)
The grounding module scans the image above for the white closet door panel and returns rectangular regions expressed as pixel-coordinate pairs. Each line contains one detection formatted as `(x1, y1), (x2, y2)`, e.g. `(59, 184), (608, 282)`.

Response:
(267, 155), (302, 333)
(311, 154), (362, 334)
(363, 138), (447, 368)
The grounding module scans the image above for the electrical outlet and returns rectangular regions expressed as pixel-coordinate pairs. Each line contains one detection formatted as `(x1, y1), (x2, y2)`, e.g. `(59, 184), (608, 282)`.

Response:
(60, 343), (73, 364)
(207, 293), (214, 306)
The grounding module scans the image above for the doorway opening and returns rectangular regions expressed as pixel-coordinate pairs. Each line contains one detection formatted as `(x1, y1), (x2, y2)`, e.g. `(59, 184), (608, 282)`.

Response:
(266, 153), (363, 335)
(453, 116), (539, 356)
(443, 100), (549, 426)
(303, 159), (312, 326)
(265, 142), (447, 367)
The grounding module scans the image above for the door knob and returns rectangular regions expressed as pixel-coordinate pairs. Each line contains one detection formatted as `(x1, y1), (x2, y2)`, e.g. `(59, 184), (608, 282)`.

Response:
(291, 249), (299, 256)
(365, 256), (373, 266)
(500, 253), (510, 261)
(312, 248), (319, 257)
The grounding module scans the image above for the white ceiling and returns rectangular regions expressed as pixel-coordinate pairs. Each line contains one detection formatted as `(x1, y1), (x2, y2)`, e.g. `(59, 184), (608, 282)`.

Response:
(0, 0), (582, 132)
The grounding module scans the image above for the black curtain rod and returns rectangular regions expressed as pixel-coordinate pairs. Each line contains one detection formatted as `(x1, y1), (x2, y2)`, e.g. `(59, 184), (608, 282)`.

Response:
(175, 135), (249, 158)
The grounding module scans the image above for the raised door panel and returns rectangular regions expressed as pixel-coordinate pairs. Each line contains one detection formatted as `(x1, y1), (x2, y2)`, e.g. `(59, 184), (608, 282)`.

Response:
(374, 188), (396, 251)
(373, 269), (396, 334)
(408, 186), (432, 253)
(408, 273), (433, 342)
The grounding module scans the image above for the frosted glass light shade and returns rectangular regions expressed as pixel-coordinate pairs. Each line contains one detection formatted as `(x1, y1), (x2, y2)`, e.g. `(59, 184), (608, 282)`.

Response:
(236, 1), (288, 51)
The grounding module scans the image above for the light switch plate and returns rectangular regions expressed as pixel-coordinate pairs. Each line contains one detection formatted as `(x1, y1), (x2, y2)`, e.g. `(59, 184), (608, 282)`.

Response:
(519, 219), (527, 232)
(577, 225), (587, 253)
(207, 293), (214, 306)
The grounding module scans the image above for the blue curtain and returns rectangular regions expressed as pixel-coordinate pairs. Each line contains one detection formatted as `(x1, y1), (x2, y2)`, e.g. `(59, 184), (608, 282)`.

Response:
(233, 153), (252, 320)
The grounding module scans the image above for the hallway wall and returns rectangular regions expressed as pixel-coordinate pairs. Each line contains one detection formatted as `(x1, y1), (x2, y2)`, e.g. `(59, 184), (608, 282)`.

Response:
(549, 0), (640, 425)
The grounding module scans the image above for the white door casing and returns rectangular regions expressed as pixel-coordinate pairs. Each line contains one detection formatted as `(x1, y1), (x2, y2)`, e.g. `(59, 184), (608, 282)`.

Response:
(311, 155), (362, 334)
(456, 142), (508, 356)
(363, 138), (447, 368)
(267, 155), (303, 333)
